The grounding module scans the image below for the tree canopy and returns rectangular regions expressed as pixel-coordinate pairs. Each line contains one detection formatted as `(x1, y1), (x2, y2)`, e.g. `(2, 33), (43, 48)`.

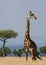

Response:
(0, 29), (18, 40)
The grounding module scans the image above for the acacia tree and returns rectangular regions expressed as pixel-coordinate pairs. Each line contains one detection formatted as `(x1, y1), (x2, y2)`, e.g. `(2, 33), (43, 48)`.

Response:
(0, 29), (18, 57)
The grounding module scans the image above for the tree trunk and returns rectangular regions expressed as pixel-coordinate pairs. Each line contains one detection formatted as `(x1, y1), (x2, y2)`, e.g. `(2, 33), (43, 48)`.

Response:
(2, 39), (6, 57)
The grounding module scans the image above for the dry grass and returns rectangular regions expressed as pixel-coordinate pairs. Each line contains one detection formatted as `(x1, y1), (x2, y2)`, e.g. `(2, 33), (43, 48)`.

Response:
(0, 57), (46, 65)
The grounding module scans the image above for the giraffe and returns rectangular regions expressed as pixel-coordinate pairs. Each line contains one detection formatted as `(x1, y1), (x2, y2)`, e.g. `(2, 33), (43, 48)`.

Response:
(24, 11), (41, 61)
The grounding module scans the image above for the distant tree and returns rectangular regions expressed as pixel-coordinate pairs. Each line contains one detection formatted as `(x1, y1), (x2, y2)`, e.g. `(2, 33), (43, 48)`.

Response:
(13, 49), (17, 56)
(13, 48), (24, 57)
(40, 46), (46, 53)
(0, 47), (11, 56)
(36, 51), (40, 56)
(17, 49), (23, 57)
(0, 29), (18, 57)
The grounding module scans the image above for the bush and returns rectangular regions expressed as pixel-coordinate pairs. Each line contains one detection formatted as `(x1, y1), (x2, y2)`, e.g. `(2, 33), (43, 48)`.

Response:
(0, 47), (11, 56)
(13, 49), (17, 56)
(37, 51), (40, 55)
(13, 48), (24, 57)
(40, 46), (46, 53)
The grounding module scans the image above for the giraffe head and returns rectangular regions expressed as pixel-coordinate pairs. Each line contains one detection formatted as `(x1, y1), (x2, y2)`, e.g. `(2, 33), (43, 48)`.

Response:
(27, 11), (37, 20)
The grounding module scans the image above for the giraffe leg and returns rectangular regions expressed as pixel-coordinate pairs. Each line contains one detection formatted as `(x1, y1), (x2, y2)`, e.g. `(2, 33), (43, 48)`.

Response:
(32, 49), (37, 60)
(29, 48), (37, 60)
(26, 51), (28, 61)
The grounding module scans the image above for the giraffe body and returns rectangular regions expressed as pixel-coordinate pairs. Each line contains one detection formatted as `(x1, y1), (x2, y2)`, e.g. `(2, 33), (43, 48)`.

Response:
(24, 30), (37, 60)
(24, 11), (41, 60)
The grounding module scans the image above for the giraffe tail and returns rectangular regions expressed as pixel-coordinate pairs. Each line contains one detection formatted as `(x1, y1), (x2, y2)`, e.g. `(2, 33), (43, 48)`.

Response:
(36, 55), (42, 60)
(26, 52), (28, 61)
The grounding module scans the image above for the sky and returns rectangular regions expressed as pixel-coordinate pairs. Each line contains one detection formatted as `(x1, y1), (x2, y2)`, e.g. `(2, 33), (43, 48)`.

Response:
(0, 0), (46, 47)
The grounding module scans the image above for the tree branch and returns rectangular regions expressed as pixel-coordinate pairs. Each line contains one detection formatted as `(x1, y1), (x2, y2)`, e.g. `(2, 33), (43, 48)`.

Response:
(0, 39), (4, 41)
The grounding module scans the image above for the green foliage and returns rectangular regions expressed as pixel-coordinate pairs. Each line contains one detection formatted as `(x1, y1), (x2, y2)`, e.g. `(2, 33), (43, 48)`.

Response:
(13, 49), (17, 55)
(0, 47), (11, 56)
(40, 46), (46, 53)
(13, 48), (24, 57)
(0, 29), (18, 39)
(37, 51), (40, 55)
(17, 49), (23, 57)
(4, 47), (11, 54)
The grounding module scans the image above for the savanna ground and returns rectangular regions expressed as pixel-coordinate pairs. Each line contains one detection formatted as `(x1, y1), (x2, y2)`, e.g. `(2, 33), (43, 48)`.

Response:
(0, 57), (46, 65)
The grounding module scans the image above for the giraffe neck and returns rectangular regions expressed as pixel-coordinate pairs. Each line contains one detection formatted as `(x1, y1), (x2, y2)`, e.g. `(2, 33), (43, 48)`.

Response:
(25, 17), (30, 38)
